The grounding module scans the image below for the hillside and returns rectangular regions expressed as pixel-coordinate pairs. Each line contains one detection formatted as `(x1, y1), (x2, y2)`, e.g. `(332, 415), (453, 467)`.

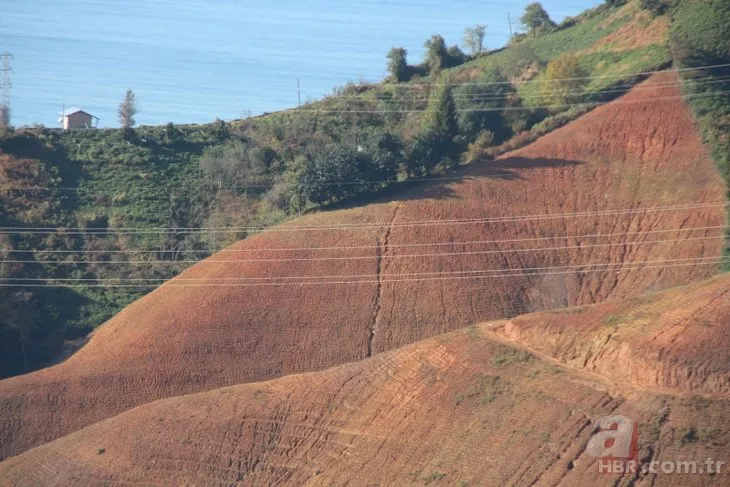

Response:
(490, 272), (730, 395)
(2, 274), (730, 485)
(0, 0), (687, 379)
(0, 72), (726, 461)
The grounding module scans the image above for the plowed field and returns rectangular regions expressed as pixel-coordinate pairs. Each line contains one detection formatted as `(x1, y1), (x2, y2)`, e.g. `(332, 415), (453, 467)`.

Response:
(0, 72), (725, 461)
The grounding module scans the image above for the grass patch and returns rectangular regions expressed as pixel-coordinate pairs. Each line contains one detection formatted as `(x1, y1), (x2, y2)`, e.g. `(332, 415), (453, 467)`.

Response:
(423, 471), (447, 484)
(601, 314), (622, 326)
(491, 348), (534, 367)
(455, 373), (502, 405)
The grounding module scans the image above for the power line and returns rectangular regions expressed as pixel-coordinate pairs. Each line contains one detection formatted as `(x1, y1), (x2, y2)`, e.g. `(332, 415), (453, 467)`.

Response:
(151, 90), (728, 115)
(3, 256), (724, 283)
(260, 90), (730, 114)
(333, 75), (730, 103)
(0, 258), (723, 288)
(389, 63), (730, 87)
(0, 202), (724, 234)
(15, 224), (727, 254)
(3, 235), (722, 264)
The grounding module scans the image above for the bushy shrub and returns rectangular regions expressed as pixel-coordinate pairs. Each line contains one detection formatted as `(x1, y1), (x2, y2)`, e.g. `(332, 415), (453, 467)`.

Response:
(299, 143), (399, 205)
(407, 130), (455, 176)
(209, 118), (230, 141)
(640, 0), (672, 16)
(464, 130), (495, 163)
(447, 45), (467, 66)
(164, 122), (179, 141)
(455, 71), (516, 142)
(199, 139), (267, 189)
(540, 54), (588, 105)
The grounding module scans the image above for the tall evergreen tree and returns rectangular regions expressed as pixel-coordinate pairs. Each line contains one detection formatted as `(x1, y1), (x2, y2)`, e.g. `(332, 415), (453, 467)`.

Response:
(424, 84), (458, 138)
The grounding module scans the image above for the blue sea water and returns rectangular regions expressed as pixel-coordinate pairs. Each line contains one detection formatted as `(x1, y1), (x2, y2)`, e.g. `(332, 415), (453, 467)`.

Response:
(1, 0), (600, 128)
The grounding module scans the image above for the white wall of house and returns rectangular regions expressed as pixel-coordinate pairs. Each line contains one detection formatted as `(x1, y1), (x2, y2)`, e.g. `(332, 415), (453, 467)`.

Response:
(64, 112), (93, 129)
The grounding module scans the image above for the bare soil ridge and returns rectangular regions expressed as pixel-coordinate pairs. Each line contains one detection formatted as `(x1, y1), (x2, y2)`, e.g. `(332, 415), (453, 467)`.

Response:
(489, 273), (730, 395)
(0, 72), (725, 460)
(2, 288), (730, 486)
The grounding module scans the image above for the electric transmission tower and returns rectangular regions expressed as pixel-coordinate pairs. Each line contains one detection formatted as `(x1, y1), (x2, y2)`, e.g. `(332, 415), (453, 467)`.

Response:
(0, 52), (14, 128)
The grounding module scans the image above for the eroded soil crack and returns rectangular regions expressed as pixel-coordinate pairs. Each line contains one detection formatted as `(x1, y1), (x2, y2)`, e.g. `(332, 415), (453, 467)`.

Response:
(367, 204), (400, 357)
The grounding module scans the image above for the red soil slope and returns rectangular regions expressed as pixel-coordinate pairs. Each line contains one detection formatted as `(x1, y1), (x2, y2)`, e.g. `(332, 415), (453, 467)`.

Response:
(0, 72), (725, 460)
(490, 272), (730, 395)
(1, 309), (729, 486)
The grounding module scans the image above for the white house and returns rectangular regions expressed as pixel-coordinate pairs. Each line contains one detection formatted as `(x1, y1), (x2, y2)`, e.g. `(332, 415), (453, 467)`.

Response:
(58, 107), (99, 130)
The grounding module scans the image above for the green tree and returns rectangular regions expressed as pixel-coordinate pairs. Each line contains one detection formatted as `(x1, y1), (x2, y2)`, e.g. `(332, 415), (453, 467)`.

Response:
(368, 131), (405, 180)
(386, 47), (410, 82)
(0, 104), (9, 129)
(455, 71), (516, 141)
(210, 118), (230, 141)
(118, 89), (137, 128)
(423, 84), (459, 138)
(446, 45), (466, 67)
(164, 122), (180, 141)
(521, 2), (553, 37)
(640, 0), (671, 16)
(463, 25), (487, 55)
(407, 130), (452, 176)
(464, 130), (495, 163)
(424, 35), (449, 74)
(540, 54), (587, 105)
(199, 140), (267, 189)
(300, 147), (365, 204)
(268, 154), (309, 214)
(408, 85), (461, 176)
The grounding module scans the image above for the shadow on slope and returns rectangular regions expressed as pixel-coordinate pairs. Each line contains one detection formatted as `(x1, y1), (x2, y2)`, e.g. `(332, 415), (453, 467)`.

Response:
(324, 156), (584, 211)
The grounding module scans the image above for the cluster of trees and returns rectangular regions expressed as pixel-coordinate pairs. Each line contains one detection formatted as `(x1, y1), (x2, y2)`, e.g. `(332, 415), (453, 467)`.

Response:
(386, 34), (465, 82)
(299, 133), (403, 204)
(386, 2), (559, 83)
(290, 76), (522, 206)
(199, 75), (523, 210)
(639, 0), (675, 16)
(0, 151), (69, 378)
(199, 138), (275, 189)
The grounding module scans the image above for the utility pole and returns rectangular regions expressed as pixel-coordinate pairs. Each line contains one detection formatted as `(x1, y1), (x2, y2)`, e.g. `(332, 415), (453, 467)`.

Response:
(507, 13), (513, 39)
(0, 52), (13, 128)
(297, 77), (301, 109)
